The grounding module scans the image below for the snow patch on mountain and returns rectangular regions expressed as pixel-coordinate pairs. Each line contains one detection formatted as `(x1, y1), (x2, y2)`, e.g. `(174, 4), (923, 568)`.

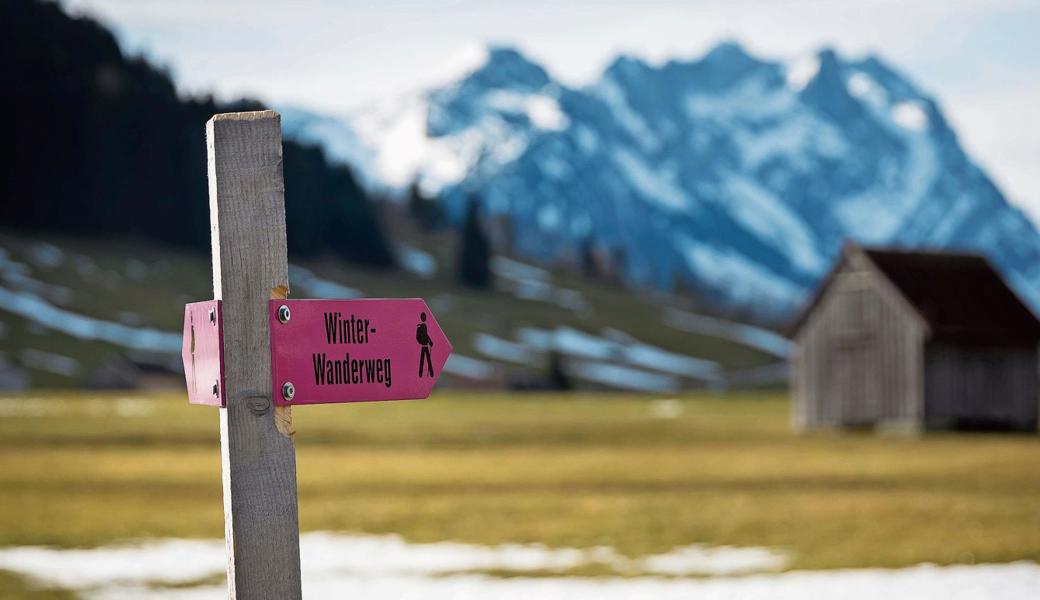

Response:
(721, 176), (825, 274)
(484, 90), (569, 131)
(349, 96), (468, 190)
(735, 113), (847, 171)
(280, 107), (376, 185)
(892, 101), (929, 132)
(785, 54), (819, 90)
(675, 237), (802, 306)
(846, 72), (886, 107)
(612, 149), (690, 212)
(832, 70), (940, 242)
(592, 76), (661, 152)
(685, 76), (795, 122)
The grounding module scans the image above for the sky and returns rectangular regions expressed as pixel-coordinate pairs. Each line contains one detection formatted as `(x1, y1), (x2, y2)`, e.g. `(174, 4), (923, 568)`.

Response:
(63, 0), (1040, 224)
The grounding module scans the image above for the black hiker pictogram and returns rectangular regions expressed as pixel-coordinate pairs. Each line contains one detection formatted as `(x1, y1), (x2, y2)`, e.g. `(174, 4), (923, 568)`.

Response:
(417, 311), (434, 377)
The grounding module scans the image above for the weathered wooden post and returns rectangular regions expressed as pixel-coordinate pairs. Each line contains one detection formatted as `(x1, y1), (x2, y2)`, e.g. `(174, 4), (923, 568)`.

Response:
(182, 109), (452, 598)
(206, 110), (302, 599)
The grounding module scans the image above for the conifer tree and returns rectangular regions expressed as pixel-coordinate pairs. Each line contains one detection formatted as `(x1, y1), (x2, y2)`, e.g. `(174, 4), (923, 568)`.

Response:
(407, 181), (446, 231)
(457, 196), (492, 288)
(547, 350), (572, 391)
(0, 0), (395, 267)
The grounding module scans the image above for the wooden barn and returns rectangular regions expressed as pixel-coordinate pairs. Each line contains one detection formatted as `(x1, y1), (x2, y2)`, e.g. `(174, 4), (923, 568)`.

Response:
(790, 243), (1040, 432)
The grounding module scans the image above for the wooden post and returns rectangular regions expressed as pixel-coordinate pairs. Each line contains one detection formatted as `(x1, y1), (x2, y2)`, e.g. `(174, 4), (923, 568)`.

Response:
(206, 110), (302, 599)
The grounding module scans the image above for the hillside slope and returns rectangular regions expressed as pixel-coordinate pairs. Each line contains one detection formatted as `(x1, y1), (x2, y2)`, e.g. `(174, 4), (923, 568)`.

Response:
(0, 230), (786, 391)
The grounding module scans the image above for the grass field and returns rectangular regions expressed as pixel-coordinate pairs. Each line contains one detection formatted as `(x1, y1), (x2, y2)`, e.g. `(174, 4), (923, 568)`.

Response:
(2, 390), (1040, 597)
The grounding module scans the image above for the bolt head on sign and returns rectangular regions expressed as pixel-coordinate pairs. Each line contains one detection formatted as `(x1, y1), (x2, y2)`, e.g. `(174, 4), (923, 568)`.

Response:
(269, 298), (452, 405)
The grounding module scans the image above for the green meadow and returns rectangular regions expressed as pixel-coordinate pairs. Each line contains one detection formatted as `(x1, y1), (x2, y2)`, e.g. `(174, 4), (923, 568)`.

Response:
(3, 391), (1040, 596)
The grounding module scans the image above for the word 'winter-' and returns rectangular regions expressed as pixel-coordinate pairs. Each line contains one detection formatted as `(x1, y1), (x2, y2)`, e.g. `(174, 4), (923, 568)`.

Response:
(324, 312), (373, 344)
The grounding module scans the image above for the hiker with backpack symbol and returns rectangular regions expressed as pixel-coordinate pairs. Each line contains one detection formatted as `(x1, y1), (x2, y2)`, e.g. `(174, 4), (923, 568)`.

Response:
(417, 312), (434, 377)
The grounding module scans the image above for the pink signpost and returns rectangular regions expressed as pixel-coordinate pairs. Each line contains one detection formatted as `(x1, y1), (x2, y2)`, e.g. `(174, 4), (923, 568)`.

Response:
(180, 111), (456, 599)
(183, 297), (451, 407)
(268, 298), (452, 405)
(182, 297), (453, 406)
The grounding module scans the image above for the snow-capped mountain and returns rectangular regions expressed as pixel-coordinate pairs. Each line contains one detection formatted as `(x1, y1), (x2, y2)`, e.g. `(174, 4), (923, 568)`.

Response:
(282, 43), (1040, 319)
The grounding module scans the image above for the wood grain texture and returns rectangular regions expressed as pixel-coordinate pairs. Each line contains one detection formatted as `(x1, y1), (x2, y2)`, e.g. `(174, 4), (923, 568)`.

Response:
(206, 110), (302, 599)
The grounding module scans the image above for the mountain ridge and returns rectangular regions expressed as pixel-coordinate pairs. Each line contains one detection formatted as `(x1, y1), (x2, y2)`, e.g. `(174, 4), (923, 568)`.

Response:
(281, 42), (1040, 320)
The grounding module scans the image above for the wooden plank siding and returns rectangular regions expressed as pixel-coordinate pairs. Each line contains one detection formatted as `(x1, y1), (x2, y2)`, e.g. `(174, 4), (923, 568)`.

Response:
(924, 344), (1039, 432)
(792, 252), (926, 431)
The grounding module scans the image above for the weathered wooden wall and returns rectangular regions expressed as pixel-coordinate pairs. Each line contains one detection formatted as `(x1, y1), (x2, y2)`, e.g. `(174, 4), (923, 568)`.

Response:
(924, 344), (1039, 431)
(792, 253), (925, 430)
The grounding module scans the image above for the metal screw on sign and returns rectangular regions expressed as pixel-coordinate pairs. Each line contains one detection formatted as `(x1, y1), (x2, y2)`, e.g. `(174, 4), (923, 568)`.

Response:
(212, 381), (220, 397)
(209, 307), (217, 326)
(282, 381), (295, 402)
(277, 304), (291, 324)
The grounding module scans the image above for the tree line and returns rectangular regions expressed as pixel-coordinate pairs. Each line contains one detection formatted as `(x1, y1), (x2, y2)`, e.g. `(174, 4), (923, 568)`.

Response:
(0, 0), (394, 267)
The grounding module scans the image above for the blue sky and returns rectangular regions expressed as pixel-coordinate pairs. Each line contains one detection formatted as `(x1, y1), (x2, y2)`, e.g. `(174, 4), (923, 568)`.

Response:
(64, 0), (1040, 224)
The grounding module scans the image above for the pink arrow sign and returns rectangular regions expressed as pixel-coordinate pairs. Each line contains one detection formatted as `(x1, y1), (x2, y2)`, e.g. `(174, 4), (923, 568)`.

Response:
(268, 299), (452, 406)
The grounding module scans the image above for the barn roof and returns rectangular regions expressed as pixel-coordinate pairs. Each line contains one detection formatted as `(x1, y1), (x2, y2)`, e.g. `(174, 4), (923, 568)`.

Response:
(863, 248), (1040, 343)
(790, 244), (1040, 345)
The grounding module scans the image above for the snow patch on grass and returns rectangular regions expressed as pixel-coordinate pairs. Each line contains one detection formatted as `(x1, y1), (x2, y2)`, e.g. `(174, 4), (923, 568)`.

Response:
(398, 245), (437, 279)
(491, 257), (589, 313)
(443, 354), (496, 380)
(288, 265), (363, 299)
(663, 308), (792, 358)
(0, 532), (790, 596)
(20, 349), (79, 377)
(473, 333), (535, 364)
(0, 287), (180, 353)
(29, 242), (65, 269)
(570, 361), (680, 392)
(1, 533), (1036, 600)
(515, 326), (723, 386)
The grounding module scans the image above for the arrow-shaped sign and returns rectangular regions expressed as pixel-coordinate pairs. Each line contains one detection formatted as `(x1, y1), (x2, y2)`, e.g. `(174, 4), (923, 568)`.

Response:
(268, 299), (452, 406)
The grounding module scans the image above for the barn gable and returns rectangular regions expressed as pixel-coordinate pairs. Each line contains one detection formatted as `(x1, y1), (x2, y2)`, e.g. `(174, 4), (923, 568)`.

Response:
(790, 245), (928, 430)
(789, 244), (927, 338)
